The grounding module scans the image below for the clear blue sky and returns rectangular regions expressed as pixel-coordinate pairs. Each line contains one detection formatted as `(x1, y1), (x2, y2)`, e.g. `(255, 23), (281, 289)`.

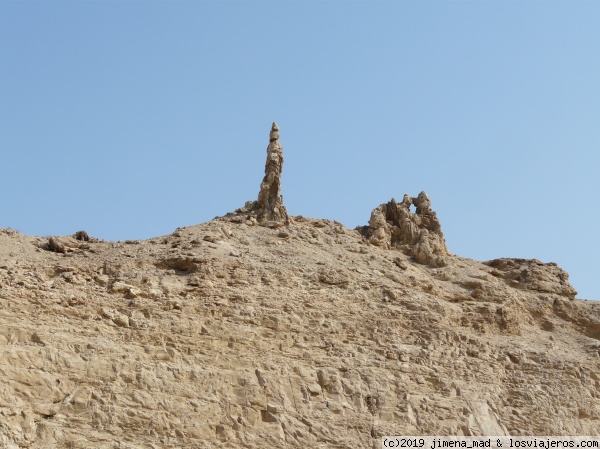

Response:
(1, 1), (599, 300)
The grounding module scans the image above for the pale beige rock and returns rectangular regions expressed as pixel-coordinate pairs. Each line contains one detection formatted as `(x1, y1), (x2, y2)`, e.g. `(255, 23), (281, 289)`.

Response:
(485, 258), (577, 299)
(363, 191), (449, 267)
(46, 236), (88, 253)
(254, 122), (289, 226)
(110, 281), (141, 298)
(0, 215), (594, 448)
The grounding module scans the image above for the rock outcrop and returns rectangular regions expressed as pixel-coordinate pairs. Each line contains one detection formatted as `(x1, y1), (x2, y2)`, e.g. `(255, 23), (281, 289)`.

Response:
(485, 258), (577, 299)
(253, 122), (288, 226)
(233, 123), (289, 227)
(364, 191), (449, 267)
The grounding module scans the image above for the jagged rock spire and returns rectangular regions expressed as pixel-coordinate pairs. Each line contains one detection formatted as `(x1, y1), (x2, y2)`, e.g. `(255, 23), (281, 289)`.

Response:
(364, 191), (449, 267)
(255, 122), (288, 226)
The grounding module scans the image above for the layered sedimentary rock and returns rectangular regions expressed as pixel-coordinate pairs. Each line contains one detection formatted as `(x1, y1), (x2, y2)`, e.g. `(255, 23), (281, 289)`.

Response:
(365, 191), (449, 267)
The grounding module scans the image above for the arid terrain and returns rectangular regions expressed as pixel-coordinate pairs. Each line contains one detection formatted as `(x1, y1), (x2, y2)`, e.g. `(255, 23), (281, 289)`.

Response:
(1, 125), (599, 448)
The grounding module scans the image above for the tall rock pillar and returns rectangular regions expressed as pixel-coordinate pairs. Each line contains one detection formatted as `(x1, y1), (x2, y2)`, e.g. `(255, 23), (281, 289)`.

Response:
(255, 122), (289, 225)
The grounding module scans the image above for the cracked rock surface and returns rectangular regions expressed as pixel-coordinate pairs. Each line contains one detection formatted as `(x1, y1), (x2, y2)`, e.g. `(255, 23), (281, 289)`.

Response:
(0, 215), (596, 448)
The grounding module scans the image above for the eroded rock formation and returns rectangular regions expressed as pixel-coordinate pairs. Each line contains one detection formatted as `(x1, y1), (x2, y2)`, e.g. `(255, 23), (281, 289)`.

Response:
(254, 122), (288, 226)
(485, 258), (577, 299)
(365, 191), (449, 267)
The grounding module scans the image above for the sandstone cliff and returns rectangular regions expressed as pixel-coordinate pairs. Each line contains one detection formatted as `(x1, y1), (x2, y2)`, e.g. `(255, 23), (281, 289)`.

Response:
(1, 125), (598, 449)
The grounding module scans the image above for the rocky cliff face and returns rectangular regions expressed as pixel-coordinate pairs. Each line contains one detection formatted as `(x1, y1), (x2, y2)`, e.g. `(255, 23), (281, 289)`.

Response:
(1, 218), (597, 449)
(1, 125), (598, 449)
